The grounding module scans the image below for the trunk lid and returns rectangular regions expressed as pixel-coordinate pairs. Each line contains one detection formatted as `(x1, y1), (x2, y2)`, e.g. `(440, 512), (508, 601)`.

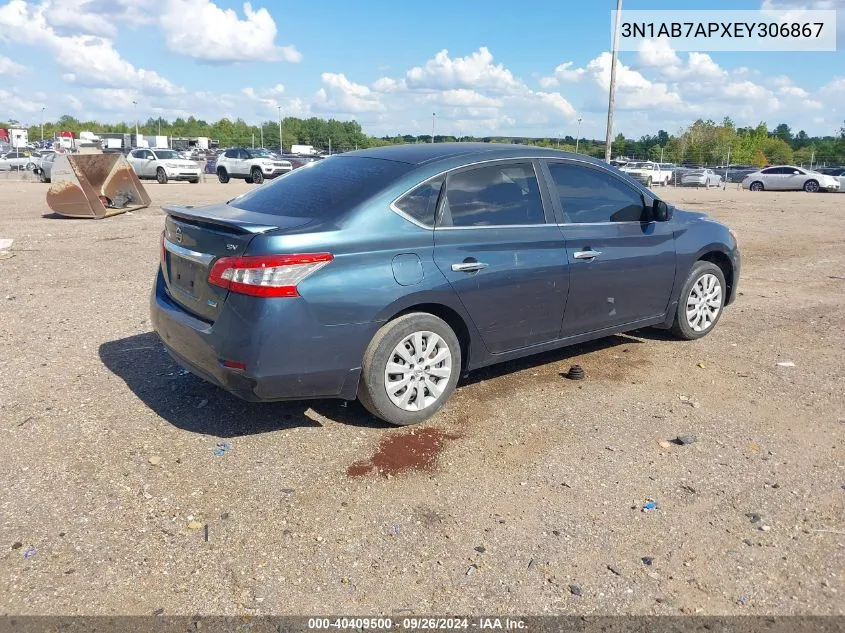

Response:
(161, 203), (313, 322)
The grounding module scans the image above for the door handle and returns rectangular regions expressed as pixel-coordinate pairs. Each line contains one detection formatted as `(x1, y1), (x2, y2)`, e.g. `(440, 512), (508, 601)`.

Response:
(573, 250), (602, 260)
(451, 262), (489, 273)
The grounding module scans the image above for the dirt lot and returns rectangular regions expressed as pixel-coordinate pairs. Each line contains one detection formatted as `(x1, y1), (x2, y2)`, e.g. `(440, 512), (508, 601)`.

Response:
(0, 174), (842, 616)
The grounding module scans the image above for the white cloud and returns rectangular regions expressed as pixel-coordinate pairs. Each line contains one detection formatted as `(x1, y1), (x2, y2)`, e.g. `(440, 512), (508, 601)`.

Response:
(404, 47), (522, 94)
(538, 62), (586, 88)
(372, 77), (401, 93)
(0, 89), (42, 116)
(0, 0), (179, 94)
(585, 52), (686, 111)
(313, 73), (385, 114)
(426, 89), (503, 108)
(637, 38), (682, 68)
(158, 0), (301, 63)
(0, 55), (26, 75)
(42, 0), (153, 38)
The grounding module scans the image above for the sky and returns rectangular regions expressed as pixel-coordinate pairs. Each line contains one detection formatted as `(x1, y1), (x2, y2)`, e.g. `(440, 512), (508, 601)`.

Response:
(0, 0), (843, 139)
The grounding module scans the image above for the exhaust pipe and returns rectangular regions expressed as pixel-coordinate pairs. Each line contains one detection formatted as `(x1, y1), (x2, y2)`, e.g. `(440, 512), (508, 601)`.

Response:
(46, 153), (152, 219)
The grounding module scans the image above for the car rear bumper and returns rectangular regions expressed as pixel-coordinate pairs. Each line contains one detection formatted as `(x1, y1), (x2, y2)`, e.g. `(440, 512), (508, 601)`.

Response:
(150, 269), (367, 402)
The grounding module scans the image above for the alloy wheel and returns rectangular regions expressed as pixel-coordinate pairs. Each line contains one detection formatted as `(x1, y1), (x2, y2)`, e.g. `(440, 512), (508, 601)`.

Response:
(686, 273), (722, 333)
(384, 331), (453, 412)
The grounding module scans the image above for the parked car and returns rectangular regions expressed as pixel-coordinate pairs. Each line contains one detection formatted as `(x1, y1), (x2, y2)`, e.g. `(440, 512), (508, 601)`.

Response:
(681, 168), (723, 188)
(215, 148), (293, 184)
(33, 151), (56, 183)
(151, 143), (740, 426)
(620, 161), (672, 187)
(741, 165), (840, 192)
(127, 148), (201, 184)
(817, 167), (845, 191)
(0, 150), (37, 171)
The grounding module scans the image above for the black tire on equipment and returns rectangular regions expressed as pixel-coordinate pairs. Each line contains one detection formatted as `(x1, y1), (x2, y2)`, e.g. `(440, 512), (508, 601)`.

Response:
(358, 312), (462, 426)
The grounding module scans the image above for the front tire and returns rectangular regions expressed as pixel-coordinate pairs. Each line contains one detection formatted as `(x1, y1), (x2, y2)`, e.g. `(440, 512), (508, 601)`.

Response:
(670, 261), (727, 340)
(156, 167), (168, 184)
(217, 167), (229, 183)
(358, 313), (461, 426)
(804, 179), (820, 193)
(749, 181), (764, 192)
(251, 167), (264, 184)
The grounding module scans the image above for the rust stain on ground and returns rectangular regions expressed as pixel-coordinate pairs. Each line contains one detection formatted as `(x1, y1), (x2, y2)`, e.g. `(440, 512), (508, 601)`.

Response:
(347, 428), (460, 478)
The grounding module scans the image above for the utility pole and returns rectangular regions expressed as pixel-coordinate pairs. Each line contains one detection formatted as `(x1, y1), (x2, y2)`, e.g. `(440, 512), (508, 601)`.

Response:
(158, 117), (161, 136)
(724, 147), (731, 190)
(575, 117), (583, 153)
(260, 125), (264, 148)
(328, 137), (332, 155)
(277, 106), (283, 153)
(40, 106), (45, 142)
(604, 0), (623, 163)
(431, 112), (436, 143)
(252, 131), (255, 148)
(132, 100), (139, 148)
(810, 150), (815, 170)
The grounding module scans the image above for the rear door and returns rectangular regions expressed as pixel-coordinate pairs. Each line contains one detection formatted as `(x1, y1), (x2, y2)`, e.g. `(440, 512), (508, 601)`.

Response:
(542, 159), (676, 336)
(432, 160), (569, 354)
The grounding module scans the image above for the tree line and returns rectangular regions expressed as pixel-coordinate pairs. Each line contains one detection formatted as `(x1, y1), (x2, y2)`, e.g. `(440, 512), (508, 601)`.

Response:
(5, 114), (844, 166)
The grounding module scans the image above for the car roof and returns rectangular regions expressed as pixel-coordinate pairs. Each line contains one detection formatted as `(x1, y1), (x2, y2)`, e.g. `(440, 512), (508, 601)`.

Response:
(344, 142), (609, 168)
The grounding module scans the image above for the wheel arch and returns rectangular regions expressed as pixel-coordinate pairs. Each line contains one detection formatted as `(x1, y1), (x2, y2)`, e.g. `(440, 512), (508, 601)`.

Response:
(697, 250), (734, 303)
(377, 301), (476, 372)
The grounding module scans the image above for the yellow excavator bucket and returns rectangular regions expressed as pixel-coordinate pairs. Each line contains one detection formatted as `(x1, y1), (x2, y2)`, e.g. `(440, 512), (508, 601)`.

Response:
(46, 153), (151, 219)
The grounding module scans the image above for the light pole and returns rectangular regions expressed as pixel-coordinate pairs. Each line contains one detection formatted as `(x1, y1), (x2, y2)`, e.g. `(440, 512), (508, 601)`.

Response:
(40, 106), (45, 142)
(277, 106), (283, 153)
(260, 124), (264, 148)
(132, 100), (139, 147)
(431, 112), (436, 143)
(575, 117), (583, 153)
(604, 0), (623, 163)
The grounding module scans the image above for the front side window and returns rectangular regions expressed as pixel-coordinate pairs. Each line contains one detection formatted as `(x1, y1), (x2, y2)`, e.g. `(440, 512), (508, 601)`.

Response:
(394, 177), (443, 227)
(761, 167), (782, 174)
(153, 150), (179, 160)
(440, 163), (545, 227)
(547, 162), (646, 224)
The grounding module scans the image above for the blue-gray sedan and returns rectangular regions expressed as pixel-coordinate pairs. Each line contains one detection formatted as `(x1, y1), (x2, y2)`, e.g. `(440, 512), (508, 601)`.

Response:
(151, 143), (740, 425)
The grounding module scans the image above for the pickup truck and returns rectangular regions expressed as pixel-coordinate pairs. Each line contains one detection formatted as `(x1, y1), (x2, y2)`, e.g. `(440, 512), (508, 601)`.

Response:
(620, 161), (672, 187)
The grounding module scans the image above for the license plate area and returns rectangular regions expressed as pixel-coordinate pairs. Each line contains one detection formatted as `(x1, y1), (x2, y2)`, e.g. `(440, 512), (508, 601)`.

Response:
(170, 255), (201, 298)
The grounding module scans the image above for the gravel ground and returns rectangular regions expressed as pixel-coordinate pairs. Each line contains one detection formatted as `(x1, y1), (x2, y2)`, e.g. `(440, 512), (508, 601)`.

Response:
(0, 175), (842, 616)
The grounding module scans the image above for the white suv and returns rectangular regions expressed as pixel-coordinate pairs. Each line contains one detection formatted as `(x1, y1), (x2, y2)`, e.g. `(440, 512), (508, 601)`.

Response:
(216, 148), (293, 184)
(127, 148), (201, 184)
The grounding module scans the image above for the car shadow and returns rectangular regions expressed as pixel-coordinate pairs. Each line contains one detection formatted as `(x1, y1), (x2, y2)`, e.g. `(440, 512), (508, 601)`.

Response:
(459, 333), (645, 386)
(98, 332), (389, 438)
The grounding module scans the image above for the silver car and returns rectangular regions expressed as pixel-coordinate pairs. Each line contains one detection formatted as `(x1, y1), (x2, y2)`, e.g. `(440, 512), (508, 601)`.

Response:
(681, 168), (723, 188)
(818, 168), (845, 192)
(0, 150), (38, 171)
(742, 165), (840, 193)
(34, 151), (56, 183)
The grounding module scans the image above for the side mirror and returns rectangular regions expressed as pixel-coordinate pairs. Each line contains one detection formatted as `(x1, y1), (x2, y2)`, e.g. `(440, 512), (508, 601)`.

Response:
(653, 199), (672, 222)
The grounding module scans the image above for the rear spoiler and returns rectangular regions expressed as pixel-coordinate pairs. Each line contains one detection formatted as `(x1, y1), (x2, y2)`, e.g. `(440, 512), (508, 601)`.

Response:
(163, 204), (280, 234)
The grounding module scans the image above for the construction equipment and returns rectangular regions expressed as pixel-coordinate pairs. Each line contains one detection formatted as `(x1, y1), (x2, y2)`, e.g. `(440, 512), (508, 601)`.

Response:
(46, 153), (151, 219)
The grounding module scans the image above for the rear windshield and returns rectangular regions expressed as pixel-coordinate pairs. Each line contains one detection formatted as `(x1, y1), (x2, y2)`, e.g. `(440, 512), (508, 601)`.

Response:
(229, 156), (411, 218)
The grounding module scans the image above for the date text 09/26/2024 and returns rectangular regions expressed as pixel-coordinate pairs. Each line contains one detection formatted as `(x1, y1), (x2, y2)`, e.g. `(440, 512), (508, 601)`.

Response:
(306, 617), (527, 630)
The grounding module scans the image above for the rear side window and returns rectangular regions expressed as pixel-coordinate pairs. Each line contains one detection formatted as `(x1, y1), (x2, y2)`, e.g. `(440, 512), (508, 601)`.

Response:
(440, 163), (545, 227)
(547, 162), (645, 224)
(230, 156), (411, 218)
(394, 177), (443, 227)
(224, 149), (237, 159)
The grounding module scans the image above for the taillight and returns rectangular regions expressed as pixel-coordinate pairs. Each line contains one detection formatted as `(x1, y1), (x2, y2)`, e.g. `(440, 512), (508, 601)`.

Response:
(208, 253), (333, 297)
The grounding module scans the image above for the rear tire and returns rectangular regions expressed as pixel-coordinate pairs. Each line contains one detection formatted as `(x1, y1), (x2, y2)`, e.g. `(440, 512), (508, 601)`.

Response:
(670, 261), (727, 341)
(804, 179), (820, 193)
(750, 181), (764, 192)
(156, 168), (168, 184)
(358, 313), (462, 426)
(217, 168), (229, 183)
(25, 162), (36, 171)
(251, 167), (264, 184)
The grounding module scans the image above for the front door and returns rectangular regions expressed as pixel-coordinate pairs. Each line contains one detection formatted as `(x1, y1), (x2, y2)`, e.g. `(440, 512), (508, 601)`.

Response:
(542, 160), (677, 336)
(432, 161), (569, 355)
